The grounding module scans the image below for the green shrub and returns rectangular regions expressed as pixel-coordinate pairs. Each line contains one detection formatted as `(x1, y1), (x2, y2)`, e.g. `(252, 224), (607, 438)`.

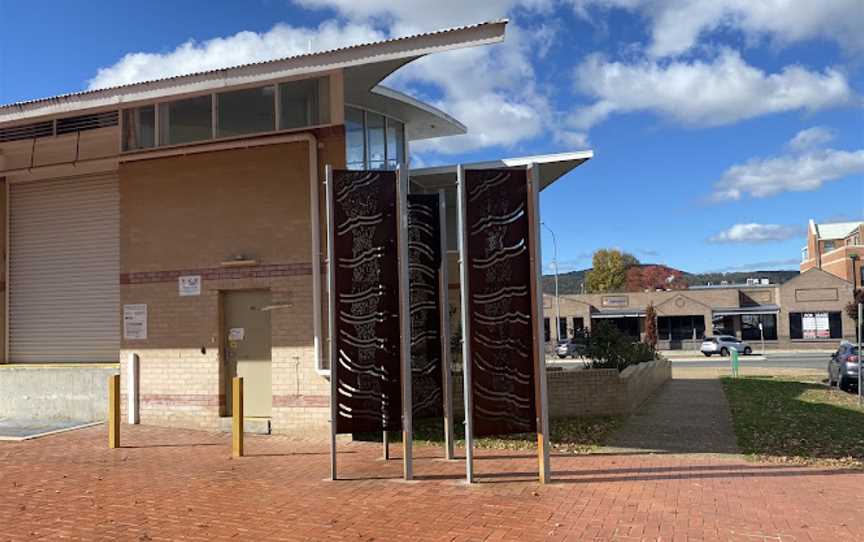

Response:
(580, 322), (658, 371)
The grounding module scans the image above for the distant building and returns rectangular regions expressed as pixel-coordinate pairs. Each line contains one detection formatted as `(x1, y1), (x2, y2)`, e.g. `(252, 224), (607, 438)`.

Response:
(801, 219), (864, 289)
(544, 268), (855, 350)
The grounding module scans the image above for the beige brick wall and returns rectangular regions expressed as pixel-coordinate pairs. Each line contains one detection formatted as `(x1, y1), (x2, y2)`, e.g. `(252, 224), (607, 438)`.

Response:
(119, 131), (345, 436)
(0, 179), (5, 362)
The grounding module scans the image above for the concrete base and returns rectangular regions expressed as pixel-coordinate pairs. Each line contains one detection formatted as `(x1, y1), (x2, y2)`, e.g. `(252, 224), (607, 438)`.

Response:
(218, 416), (271, 435)
(0, 364), (119, 422)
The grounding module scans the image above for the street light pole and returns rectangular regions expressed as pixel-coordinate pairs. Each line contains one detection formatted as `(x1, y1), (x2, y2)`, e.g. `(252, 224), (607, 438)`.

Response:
(541, 222), (561, 343)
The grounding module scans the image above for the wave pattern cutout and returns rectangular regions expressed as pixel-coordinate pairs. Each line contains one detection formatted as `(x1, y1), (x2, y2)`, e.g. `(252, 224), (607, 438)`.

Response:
(465, 168), (537, 437)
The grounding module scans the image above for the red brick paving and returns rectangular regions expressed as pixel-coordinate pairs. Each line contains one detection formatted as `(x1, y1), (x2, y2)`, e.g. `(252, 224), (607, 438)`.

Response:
(0, 424), (862, 541)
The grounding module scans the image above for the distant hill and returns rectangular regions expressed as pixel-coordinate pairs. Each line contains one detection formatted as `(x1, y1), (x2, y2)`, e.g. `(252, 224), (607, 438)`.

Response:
(542, 266), (799, 294)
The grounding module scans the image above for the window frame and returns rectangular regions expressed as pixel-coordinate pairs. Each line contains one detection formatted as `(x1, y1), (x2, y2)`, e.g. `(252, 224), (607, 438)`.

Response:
(344, 104), (408, 171)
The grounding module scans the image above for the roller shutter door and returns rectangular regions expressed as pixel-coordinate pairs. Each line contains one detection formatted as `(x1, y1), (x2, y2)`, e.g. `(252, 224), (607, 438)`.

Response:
(9, 173), (120, 362)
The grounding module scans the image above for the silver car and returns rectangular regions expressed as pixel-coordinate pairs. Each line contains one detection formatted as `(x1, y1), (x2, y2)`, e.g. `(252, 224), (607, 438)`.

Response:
(828, 341), (859, 392)
(701, 335), (752, 357)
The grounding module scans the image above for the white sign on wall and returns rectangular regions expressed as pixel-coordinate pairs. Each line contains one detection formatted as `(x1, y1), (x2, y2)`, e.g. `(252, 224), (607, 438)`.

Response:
(123, 304), (148, 340)
(178, 275), (202, 296)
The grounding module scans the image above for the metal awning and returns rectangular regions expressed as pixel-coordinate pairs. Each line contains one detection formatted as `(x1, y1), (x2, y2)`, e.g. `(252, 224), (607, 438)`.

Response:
(591, 309), (646, 319)
(410, 150), (593, 192)
(712, 305), (780, 317)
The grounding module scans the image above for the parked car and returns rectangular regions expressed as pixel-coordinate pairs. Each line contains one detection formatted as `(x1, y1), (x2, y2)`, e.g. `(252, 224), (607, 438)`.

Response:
(555, 338), (586, 359)
(700, 335), (752, 357)
(828, 341), (860, 392)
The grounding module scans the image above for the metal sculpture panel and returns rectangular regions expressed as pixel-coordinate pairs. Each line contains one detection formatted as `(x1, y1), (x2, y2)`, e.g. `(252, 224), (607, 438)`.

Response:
(465, 168), (537, 437)
(407, 194), (443, 419)
(332, 170), (402, 434)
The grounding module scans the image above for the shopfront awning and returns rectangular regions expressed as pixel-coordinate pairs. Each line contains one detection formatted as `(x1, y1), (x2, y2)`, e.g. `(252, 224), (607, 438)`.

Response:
(591, 309), (646, 319)
(712, 305), (780, 317)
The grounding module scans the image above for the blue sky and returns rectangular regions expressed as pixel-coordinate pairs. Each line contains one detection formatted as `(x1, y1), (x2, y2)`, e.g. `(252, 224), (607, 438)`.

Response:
(1, 0), (862, 274)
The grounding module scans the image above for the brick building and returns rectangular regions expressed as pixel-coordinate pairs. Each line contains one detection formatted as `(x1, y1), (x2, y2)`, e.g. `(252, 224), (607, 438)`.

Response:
(0, 22), (593, 434)
(544, 268), (856, 350)
(801, 219), (864, 289)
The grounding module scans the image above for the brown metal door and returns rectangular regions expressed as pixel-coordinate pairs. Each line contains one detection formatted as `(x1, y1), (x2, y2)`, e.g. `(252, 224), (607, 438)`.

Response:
(224, 290), (272, 417)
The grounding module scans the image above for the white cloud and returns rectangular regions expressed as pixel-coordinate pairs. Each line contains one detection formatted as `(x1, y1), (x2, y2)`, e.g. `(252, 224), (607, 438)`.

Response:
(88, 1), (568, 155)
(710, 146), (864, 201)
(570, 0), (864, 58)
(87, 21), (384, 90)
(570, 49), (855, 130)
(787, 126), (834, 152)
(709, 223), (803, 243)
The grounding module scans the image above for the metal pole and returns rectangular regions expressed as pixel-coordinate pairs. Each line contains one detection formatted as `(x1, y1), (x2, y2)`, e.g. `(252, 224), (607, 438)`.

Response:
(542, 222), (560, 342)
(108, 375), (120, 449)
(858, 303), (862, 406)
(528, 164), (551, 484)
(232, 376), (244, 458)
(438, 189), (455, 460)
(396, 166), (413, 481)
(383, 430), (390, 460)
(456, 164), (475, 483)
(325, 164), (338, 481)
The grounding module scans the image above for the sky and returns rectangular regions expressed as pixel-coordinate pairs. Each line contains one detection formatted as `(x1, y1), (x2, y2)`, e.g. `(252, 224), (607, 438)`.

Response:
(1, 0), (862, 274)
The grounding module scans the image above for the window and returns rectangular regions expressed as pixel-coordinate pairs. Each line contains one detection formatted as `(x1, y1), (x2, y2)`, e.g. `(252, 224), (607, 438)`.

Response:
(558, 318), (567, 339)
(122, 106), (155, 151)
(217, 86), (275, 138)
(159, 95), (212, 146)
(658, 315), (705, 341)
(790, 312), (842, 340)
(572, 317), (584, 331)
(279, 77), (330, 130)
(741, 314), (777, 341)
(386, 117), (405, 168)
(366, 112), (386, 169)
(344, 106), (406, 171)
(543, 318), (550, 342)
(801, 247), (808, 262)
(824, 241), (835, 252)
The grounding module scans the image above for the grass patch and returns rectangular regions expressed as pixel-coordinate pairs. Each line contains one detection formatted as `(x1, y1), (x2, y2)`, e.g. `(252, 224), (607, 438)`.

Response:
(356, 415), (623, 455)
(722, 375), (864, 468)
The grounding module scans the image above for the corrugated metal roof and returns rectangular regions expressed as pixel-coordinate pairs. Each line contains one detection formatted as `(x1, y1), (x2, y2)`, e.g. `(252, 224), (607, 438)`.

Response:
(0, 20), (507, 112)
(815, 221), (862, 240)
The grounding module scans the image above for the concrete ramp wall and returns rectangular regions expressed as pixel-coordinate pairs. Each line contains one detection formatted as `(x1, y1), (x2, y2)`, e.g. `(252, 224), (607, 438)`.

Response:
(0, 365), (119, 421)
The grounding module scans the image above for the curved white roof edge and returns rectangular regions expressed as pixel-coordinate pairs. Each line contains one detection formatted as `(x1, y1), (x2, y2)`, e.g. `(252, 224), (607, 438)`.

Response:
(349, 85), (466, 141)
(0, 20), (507, 125)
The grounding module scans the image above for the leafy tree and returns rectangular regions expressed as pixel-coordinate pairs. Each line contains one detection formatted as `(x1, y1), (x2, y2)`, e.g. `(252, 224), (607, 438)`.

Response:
(585, 249), (639, 293)
(626, 264), (687, 292)
(846, 289), (864, 340)
(644, 303), (658, 348)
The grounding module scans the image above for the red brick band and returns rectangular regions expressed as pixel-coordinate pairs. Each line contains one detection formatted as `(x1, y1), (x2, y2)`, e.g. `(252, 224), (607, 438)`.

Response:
(121, 263), (313, 285)
(139, 394), (223, 407)
(272, 395), (329, 408)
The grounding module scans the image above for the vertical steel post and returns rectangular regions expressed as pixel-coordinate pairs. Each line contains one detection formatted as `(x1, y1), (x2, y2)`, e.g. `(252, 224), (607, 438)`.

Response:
(396, 166), (413, 480)
(858, 303), (862, 406)
(439, 189), (455, 460)
(127, 352), (140, 424)
(456, 164), (475, 483)
(325, 164), (338, 480)
(232, 376), (244, 457)
(383, 431), (390, 460)
(108, 375), (120, 449)
(527, 164), (551, 484)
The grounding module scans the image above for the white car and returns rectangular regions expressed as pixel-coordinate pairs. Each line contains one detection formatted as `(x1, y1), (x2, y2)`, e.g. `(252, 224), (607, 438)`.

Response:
(701, 335), (752, 357)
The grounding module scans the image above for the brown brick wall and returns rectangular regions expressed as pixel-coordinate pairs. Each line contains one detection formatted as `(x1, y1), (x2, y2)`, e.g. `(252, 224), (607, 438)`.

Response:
(118, 133), (345, 436)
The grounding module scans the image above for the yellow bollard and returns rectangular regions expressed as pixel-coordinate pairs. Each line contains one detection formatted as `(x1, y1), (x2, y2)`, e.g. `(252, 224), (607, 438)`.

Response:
(232, 377), (243, 457)
(108, 374), (120, 449)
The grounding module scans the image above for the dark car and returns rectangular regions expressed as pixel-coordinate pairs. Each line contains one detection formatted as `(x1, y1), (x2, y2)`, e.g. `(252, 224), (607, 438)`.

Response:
(828, 341), (860, 392)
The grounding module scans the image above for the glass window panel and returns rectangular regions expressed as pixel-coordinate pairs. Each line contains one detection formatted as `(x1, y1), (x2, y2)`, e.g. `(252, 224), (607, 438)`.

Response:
(159, 95), (212, 146)
(345, 107), (365, 169)
(122, 106), (155, 151)
(280, 77), (330, 130)
(367, 112), (385, 169)
(217, 86), (275, 138)
(386, 118), (405, 168)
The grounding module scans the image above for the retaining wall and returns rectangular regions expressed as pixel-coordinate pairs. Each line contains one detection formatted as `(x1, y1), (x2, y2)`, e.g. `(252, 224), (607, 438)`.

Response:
(0, 365), (119, 421)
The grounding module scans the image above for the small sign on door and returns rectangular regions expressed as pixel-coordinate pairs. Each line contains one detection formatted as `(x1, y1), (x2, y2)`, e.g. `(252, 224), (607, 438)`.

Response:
(228, 328), (245, 341)
(178, 275), (202, 296)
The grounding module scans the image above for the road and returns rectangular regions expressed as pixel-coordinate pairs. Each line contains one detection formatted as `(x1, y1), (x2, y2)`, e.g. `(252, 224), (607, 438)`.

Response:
(670, 351), (831, 370)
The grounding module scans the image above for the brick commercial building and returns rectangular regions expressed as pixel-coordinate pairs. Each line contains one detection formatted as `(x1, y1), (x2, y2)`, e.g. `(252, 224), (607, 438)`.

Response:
(544, 268), (856, 350)
(801, 219), (864, 289)
(0, 21), (593, 434)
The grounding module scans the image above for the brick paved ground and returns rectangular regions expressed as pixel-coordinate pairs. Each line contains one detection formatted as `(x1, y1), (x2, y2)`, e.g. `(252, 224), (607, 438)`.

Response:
(1, 424), (862, 542)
